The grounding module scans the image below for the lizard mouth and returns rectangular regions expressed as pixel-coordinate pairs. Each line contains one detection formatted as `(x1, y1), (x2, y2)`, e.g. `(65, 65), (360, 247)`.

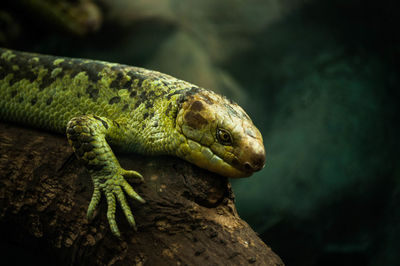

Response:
(175, 138), (253, 178)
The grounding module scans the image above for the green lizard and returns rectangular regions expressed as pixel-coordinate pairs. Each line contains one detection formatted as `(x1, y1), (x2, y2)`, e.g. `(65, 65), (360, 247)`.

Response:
(0, 48), (265, 237)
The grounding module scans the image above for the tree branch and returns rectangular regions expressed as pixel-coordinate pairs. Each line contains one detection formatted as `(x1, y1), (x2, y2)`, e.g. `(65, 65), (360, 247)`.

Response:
(0, 122), (283, 265)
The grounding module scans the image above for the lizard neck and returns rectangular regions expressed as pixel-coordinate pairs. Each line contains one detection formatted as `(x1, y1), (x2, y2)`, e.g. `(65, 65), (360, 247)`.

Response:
(120, 89), (189, 156)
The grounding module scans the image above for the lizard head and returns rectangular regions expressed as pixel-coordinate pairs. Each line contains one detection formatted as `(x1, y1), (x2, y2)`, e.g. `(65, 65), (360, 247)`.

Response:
(175, 89), (265, 178)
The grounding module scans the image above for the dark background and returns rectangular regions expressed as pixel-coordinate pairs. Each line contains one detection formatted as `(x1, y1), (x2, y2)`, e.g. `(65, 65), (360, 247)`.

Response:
(1, 0), (399, 265)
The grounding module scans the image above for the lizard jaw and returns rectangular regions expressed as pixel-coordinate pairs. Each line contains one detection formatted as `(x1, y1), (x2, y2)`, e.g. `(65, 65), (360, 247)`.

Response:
(176, 138), (252, 178)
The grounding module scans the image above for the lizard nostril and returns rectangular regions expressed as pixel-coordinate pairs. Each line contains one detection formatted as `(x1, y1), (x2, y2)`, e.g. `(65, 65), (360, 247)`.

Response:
(243, 153), (266, 173)
(244, 162), (252, 172)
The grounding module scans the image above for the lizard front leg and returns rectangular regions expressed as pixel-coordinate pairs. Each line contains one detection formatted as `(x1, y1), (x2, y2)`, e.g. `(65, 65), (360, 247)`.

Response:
(66, 114), (145, 237)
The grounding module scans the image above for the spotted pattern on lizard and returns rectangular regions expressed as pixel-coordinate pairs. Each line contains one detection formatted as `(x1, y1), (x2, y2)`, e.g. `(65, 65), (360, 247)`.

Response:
(0, 48), (265, 237)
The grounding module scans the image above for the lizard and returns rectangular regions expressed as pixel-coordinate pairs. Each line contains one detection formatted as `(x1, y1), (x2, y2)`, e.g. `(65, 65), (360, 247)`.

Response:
(0, 47), (266, 237)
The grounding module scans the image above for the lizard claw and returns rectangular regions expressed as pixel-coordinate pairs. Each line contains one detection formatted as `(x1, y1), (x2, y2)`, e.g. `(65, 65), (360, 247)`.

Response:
(87, 168), (145, 237)
(122, 169), (144, 183)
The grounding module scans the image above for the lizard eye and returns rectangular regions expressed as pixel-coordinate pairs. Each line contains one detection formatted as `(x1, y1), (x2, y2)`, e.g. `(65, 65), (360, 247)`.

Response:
(216, 128), (233, 145)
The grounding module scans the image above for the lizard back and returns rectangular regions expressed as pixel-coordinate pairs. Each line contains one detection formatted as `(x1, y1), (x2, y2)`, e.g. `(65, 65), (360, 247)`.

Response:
(0, 48), (194, 136)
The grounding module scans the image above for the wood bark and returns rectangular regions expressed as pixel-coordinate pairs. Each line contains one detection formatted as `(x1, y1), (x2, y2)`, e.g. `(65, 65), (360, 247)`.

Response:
(0, 122), (283, 266)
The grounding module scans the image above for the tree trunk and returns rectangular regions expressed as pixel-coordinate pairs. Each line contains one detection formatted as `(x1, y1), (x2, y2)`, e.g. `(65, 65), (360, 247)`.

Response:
(0, 122), (283, 265)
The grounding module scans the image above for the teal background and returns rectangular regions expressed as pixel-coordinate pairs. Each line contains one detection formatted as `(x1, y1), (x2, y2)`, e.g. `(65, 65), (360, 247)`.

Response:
(230, 2), (399, 265)
(1, 0), (399, 265)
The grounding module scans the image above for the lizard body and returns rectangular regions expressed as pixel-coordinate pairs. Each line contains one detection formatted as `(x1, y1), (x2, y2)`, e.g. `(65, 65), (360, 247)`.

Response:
(0, 48), (265, 237)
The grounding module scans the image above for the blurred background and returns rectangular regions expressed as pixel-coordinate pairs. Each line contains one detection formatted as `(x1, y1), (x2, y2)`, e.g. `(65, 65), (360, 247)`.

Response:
(1, 0), (399, 265)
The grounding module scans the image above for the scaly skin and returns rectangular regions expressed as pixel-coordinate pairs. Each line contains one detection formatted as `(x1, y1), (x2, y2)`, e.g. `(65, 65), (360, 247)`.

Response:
(0, 48), (266, 237)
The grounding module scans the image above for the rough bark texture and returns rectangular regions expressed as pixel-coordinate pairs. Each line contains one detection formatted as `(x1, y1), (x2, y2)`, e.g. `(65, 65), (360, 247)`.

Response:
(0, 122), (283, 266)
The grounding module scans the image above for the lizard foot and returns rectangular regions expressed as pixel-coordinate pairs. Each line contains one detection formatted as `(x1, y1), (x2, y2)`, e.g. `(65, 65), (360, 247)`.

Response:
(87, 167), (145, 238)
(66, 114), (146, 237)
